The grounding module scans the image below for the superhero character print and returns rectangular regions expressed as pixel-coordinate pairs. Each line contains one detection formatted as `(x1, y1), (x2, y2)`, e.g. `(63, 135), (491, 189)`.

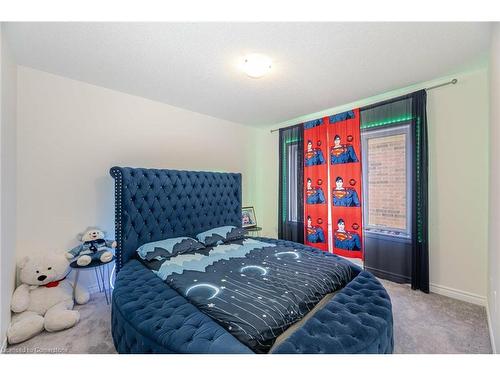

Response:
(330, 134), (358, 164)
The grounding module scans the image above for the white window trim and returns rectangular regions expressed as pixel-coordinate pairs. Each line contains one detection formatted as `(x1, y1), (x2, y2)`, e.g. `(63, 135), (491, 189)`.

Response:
(361, 123), (413, 241)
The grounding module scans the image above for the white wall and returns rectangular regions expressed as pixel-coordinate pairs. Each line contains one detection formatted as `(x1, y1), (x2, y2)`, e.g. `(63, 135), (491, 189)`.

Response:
(16, 66), (261, 289)
(427, 69), (489, 305)
(261, 68), (489, 305)
(488, 22), (500, 353)
(254, 127), (279, 237)
(0, 24), (18, 348)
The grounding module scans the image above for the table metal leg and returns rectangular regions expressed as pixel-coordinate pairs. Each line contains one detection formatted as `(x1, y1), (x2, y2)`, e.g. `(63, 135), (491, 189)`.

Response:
(94, 265), (110, 305)
(106, 262), (112, 296)
(72, 269), (80, 302)
(101, 265), (109, 305)
(94, 267), (102, 292)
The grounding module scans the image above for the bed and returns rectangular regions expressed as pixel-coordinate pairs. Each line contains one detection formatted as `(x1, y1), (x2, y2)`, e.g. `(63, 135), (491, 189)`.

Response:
(110, 166), (394, 354)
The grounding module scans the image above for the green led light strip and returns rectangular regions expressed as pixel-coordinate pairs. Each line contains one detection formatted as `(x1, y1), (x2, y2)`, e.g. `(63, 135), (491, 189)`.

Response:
(360, 115), (414, 130)
(415, 116), (423, 244)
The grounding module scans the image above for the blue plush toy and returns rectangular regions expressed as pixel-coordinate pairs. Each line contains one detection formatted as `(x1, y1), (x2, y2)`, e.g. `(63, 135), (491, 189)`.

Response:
(66, 227), (116, 266)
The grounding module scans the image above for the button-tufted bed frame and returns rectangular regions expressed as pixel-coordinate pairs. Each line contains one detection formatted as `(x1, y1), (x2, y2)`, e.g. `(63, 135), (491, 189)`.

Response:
(110, 166), (394, 354)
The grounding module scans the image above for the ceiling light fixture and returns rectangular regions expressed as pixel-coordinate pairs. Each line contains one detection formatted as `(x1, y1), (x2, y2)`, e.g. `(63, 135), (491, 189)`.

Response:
(241, 53), (272, 79)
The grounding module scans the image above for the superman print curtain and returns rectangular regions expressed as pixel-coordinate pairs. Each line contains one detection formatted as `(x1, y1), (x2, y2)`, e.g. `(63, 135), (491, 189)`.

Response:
(303, 118), (329, 252)
(303, 110), (363, 258)
(328, 109), (363, 259)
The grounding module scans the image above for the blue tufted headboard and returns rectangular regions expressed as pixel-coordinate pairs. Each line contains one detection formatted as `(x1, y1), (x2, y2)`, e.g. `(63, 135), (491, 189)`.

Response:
(110, 167), (242, 271)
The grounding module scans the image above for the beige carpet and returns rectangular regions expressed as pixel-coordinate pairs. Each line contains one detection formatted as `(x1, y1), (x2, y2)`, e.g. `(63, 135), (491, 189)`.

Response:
(4, 280), (492, 354)
(382, 280), (492, 354)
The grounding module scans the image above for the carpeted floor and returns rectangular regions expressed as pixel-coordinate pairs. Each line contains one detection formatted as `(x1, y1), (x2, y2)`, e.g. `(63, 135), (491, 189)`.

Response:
(5, 279), (492, 354)
(5, 294), (116, 354)
(382, 280), (492, 354)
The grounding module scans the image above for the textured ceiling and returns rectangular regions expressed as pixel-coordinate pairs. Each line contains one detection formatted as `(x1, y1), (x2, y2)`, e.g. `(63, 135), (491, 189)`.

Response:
(4, 22), (491, 127)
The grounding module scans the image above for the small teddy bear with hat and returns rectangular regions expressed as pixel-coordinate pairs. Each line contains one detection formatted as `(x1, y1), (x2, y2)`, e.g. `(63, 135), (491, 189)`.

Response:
(66, 227), (117, 266)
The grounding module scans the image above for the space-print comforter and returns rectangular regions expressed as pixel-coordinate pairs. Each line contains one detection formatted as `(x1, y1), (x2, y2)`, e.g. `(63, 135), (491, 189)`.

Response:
(140, 238), (353, 353)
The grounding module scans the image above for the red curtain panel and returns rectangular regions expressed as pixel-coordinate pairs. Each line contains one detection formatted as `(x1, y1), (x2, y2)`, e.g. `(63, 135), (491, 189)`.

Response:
(328, 109), (363, 259)
(303, 118), (329, 252)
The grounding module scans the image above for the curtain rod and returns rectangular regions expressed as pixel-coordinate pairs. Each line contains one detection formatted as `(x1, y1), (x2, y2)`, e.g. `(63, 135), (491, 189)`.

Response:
(269, 78), (458, 134)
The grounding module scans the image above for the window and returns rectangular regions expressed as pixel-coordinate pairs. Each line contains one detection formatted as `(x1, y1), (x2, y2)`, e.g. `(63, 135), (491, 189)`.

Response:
(362, 124), (412, 239)
(278, 125), (304, 244)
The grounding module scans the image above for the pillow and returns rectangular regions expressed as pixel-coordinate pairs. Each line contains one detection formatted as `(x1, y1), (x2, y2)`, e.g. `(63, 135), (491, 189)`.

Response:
(196, 226), (247, 246)
(226, 227), (247, 241)
(137, 237), (205, 261)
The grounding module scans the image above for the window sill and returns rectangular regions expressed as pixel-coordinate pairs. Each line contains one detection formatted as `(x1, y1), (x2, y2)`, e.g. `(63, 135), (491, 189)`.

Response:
(364, 229), (411, 243)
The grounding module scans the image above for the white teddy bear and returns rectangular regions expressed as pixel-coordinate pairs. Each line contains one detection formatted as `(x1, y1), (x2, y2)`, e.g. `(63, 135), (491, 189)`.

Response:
(7, 250), (90, 345)
(66, 227), (116, 266)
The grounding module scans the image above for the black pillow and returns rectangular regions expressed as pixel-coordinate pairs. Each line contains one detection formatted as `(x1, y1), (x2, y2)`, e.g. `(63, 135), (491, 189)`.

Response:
(171, 238), (205, 256)
(196, 226), (247, 246)
(138, 237), (205, 261)
(226, 227), (247, 241)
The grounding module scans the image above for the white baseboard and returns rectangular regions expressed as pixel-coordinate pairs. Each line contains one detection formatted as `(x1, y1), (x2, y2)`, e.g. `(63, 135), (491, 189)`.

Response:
(486, 304), (497, 354)
(430, 283), (487, 306)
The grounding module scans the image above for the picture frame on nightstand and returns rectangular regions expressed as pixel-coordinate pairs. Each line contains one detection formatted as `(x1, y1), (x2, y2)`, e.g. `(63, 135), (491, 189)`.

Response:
(242, 206), (257, 228)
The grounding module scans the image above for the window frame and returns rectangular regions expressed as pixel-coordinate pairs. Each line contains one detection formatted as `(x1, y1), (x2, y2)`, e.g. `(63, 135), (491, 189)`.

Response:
(361, 123), (413, 242)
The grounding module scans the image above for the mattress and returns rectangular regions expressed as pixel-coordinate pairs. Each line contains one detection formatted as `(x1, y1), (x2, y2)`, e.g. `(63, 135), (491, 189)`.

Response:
(139, 238), (353, 353)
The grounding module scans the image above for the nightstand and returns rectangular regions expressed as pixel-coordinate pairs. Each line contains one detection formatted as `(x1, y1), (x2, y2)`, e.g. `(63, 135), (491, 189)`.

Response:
(70, 257), (115, 305)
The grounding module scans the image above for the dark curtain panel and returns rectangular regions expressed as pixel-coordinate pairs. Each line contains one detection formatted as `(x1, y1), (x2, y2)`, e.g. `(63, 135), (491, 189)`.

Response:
(411, 90), (429, 292)
(278, 125), (304, 243)
(360, 90), (429, 292)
